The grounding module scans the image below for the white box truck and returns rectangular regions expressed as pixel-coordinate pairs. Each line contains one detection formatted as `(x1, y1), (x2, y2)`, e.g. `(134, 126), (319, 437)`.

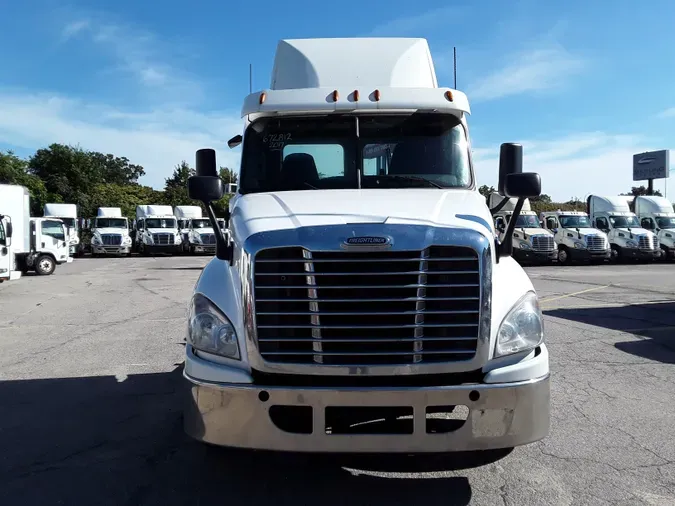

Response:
(0, 184), (70, 280)
(134, 205), (182, 255)
(634, 195), (675, 260)
(44, 203), (81, 257)
(90, 207), (132, 256)
(181, 38), (550, 455)
(587, 195), (660, 262)
(540, 210), (611, 264)
(489, 192), (557, 265)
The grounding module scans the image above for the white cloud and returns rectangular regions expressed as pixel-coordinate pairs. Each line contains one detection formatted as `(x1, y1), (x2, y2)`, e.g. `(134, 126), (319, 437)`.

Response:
(59, 16), (201, 101)
(468, 45), (585, 102)
(0, 90), (242, 189)
(472, 132), (673, 202)
(367, 6), (465, 36)
(657, 107), (675, 119)
(61, 20), (90, 40)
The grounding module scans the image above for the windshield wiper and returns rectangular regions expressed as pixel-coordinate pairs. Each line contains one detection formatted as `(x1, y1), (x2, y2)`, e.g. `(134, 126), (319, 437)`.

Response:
(378, 175), (444, 189)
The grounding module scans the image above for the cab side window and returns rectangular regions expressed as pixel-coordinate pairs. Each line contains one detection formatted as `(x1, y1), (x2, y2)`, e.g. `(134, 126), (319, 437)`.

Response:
(641, 218), (654, 230)
(42, 220), (66, 241)
(595, 217), (609, 230)
(0, 222), (5, 244)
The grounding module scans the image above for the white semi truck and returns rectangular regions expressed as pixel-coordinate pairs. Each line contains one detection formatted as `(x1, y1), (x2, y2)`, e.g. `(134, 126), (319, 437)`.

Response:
(43, 203), (81, 257)
(90, 207), (132, 256)
(587, 195), (659, 262)
(540, 210), (611, 264)
(173, 205), (215, 254)
(489, 192), (557, 265)
(634, 195), (675, 260)
(181, 38), (550, 456)
(134, 205), (182, 255)
(0, 184), (70, 280)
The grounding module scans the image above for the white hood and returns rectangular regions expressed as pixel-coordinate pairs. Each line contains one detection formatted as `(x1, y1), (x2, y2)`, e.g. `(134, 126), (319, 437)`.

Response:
(94, 227), (129, 237)
(146, 227), (178, 234)
(614, 227), (652, 236)
(562, 227), (606, 237)
(193, 227), (215, 234)
(231, 189), (494, 242)
(517, 227), (552, 237)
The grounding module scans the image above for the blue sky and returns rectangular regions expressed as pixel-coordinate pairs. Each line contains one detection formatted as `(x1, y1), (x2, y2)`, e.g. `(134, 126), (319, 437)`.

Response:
(1, 0), (675, 201)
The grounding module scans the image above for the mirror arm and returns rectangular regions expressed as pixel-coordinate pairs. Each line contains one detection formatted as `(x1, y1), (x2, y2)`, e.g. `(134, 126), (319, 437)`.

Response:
(489, 196), (510, 216)
(497, 197), (525, 261)
(204, 203), (232, 264)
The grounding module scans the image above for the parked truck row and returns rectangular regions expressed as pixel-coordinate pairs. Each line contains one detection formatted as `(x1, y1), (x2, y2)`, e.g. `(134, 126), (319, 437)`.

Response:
(487, 191), (673, 265)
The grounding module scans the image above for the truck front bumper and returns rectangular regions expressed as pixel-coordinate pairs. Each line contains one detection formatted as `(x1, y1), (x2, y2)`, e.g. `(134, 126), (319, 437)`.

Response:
(190, 243), (216, 254)
(92, 245), (131, 255)
(569, 248), (611, 261)
(623, 248), (660, 260)
(513, 248), (557, 264)
(146, 244), (182, 254)
(184, 348), (550, 453)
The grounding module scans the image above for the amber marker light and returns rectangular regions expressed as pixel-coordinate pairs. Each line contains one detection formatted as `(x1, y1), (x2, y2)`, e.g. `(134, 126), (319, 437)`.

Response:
(332, 89), (339, 102)
(259, 92), (267, 105)
(373, 89), (381, 101)
(353, 90), (360, 101)
(444, 90), (454, 102)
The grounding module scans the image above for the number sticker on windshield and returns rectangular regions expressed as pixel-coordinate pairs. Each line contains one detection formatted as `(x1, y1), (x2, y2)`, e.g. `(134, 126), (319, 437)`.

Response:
(263, 133), (292, 150)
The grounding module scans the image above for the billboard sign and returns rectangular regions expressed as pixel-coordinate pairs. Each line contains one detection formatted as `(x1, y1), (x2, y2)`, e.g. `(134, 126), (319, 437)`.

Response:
(633, 150), (670, 181)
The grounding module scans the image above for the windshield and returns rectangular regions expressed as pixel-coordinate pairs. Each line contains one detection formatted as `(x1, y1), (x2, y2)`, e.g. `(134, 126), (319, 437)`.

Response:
(610, 215), (640, 228)
(96, 218), (127, 228)
(656, 217), (675, 229)
(191, 219), (211, 229)
(513, 214), (540, 228)
(146, 218), (176, 229)
(559, 215), (591, 228)
(53, 217), (77, 229)
(240, 113), (471, 193)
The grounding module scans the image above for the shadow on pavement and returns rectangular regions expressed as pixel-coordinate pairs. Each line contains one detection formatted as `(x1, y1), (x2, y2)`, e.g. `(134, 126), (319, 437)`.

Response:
(0, 366), (497, 506)
(545, 301), (675, 364)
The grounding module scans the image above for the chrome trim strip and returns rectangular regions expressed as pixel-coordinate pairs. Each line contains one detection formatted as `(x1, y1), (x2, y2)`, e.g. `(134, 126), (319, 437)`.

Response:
(242, 224), (492, 376)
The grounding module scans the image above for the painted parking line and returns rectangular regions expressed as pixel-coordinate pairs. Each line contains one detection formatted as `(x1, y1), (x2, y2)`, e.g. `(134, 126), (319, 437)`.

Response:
(539, 284), (611, 304)
(541, 299), (675, 310)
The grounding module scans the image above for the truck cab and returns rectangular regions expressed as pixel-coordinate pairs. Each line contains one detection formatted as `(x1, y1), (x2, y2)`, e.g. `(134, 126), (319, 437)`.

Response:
(540, 210), (610, 264)
(43, 203), (81, 257)
(634, 195), (675, 260)
(0, 184), (69, 278)
(174, 205), (203, 249)
(183, 217), (217, 255)
(134, 205), (182, 255)
(489, 192), (557, 265)
(181, 38), (549, 455)
(90, 207), (132, 257)
(587, 195), (659, 262)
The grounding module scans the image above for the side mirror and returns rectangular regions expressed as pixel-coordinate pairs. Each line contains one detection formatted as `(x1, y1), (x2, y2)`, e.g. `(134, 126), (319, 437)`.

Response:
(498, 143), (523, 195)
(503, 172), (541, 198)
(188, 176), (224, 202)
(227, 135), (243, 149)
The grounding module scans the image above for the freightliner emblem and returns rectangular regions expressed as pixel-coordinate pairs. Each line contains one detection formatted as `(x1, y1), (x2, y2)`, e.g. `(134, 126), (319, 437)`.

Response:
(342, 236), (392, 250)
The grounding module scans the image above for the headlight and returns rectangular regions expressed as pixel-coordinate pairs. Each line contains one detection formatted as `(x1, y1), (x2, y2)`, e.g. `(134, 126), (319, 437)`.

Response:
(518, 241), (531, 250)
(146, 233), (154, 244)
(123, 236), (132, 245)
(191, 233), (202, 244)
(92, 236), (101, 245)
(495, 291), (544, 358)
(574, 241), (585, 249)
(188, 293), (240, 359)
(625, 240), (638, 248)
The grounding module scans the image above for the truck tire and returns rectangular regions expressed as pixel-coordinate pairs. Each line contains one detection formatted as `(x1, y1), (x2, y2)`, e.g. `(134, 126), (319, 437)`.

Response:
(610, 245), (622, 263)
(35, 255), (56, 276)
(557, 246), (570, 265)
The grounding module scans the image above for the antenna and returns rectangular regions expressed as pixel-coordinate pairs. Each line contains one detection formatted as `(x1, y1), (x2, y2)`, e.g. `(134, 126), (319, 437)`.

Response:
(249, 63), (252, 93)
(453, 47), (457, 89)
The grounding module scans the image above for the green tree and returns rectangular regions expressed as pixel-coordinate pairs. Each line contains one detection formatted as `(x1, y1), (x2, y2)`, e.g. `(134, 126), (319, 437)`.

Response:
(1, 150), (61, 215)
(163, 161), (201, 208)
(89, 152), (145, 185)
(621, 185), (663, 197)
(90, 183), (164, 219)
(219, 167), (238, 184)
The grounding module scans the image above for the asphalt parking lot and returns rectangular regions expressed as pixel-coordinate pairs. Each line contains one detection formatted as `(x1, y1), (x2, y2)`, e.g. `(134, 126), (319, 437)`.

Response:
(1, 256), (674, 505)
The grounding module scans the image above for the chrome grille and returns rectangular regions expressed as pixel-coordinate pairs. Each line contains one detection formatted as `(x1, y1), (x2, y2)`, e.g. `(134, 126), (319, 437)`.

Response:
(101, 234), (122, 246)
(639, 235), (655, 250)
(152, 233), (174, 245)
(586, 235), (606, 251)
(200, 233), (216, 245)
(532, 235), (555, 251)
(253, 246), (480, 366)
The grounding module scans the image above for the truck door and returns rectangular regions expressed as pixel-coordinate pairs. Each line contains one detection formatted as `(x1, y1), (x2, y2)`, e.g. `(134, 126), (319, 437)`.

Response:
(40, 220), (69, 263)
(0, 218), (9, 281)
